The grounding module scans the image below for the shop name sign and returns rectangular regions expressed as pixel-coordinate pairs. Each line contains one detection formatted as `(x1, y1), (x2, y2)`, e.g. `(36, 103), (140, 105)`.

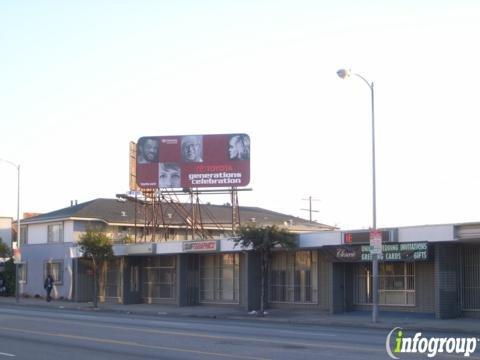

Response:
(182, 240), (218, 252)
(327, 242), (429, 262)
(361, 242), (428, 261)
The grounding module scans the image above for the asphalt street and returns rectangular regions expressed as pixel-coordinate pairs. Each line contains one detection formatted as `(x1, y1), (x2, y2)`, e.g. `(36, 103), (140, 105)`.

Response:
(0, 306), (478, 359)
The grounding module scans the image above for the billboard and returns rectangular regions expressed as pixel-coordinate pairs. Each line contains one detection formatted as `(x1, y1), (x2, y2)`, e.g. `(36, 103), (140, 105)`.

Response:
(136, 133), (250, 189)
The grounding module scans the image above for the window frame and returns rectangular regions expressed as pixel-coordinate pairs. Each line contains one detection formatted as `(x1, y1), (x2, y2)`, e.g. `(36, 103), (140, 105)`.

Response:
(18, 262), (27, 284)
(353, 262), (415, 306)
(44, 260), (64, 285)
(47, 222), (64, 243)
(19, 225), (28, 245)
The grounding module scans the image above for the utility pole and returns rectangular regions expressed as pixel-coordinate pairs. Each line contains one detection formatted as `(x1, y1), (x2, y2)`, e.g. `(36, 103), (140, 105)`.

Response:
(301, 196), (320, 222)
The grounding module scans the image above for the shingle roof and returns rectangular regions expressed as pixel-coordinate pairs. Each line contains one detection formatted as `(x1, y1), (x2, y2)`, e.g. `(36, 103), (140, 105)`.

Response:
(22, 198), (335, 232)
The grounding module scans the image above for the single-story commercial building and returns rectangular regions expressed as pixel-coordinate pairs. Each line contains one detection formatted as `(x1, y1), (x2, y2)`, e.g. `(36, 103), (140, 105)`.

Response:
(17, 198), (480, 319)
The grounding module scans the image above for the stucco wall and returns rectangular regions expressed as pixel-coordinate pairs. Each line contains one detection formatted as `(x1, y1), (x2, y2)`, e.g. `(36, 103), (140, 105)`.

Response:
(20, 243), (74, 300)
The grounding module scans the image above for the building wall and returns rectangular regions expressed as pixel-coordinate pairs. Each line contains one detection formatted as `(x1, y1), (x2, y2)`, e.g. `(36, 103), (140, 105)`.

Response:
(64, 221), (75, 243)
(20, 243), (74, 299)
(398, 225), (454, 243)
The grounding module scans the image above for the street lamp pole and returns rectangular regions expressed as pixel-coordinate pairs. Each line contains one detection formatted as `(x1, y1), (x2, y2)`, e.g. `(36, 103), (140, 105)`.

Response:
(336, 69), (379, 322)
(0, 158), (21, 303)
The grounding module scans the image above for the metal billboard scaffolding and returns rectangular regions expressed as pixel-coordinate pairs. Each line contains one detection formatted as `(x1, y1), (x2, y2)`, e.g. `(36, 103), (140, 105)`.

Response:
(127, 141), (250, 243)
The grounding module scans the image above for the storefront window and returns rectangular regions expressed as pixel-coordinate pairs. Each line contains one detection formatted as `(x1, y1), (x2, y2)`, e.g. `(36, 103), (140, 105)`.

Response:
(200, 254), (239, 303)
(142, 256), (176, 300)
(354, 262), (415, 306)
(269, 251), (318, 303)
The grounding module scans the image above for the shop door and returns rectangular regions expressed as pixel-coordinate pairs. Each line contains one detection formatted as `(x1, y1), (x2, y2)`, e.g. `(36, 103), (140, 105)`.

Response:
(75, 259), (94, 302)
(331, 262), (346, 313)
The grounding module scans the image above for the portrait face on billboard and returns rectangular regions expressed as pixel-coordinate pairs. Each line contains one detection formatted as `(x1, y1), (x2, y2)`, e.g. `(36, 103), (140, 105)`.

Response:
(136, 133), (250, 189)
(228, 134), (250, 160)
(137, 137), (159, 164)
(181, 135), (203, 163)
(159, 163), (181, 188)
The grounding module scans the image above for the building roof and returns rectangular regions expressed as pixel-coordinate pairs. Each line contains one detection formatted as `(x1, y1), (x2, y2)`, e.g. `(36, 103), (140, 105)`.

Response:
(21, 198), (336, 233)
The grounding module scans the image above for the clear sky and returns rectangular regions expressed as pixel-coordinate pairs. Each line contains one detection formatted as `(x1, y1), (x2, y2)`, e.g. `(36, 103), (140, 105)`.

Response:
(1, 1), (480, 230)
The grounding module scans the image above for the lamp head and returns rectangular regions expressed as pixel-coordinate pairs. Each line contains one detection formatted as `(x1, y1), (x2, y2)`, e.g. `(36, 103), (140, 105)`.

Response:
(336, 68), (351, 79)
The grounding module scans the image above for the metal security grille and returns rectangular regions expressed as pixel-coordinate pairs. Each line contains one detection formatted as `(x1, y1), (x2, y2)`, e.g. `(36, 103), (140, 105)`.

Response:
(269, 251), (318, 304)
(199, 254), (239, 303)
(101, 258), (122, 302)
(142, 256), (176, 301)
(462, 246), (480, 311)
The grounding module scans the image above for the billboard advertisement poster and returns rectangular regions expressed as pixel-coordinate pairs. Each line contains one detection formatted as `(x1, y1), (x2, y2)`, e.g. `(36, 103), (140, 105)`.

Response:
(136, 134), (250, 189)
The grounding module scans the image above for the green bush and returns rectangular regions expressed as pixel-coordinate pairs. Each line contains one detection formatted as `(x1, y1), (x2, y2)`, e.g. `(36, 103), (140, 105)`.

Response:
(3, 258), (16, 296)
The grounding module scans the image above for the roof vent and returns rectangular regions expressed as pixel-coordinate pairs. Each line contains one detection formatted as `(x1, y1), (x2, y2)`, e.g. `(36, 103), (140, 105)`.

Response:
(167, 213), (173, 219)
(251, 217), (256, 223)
(121, 211), (127, 217)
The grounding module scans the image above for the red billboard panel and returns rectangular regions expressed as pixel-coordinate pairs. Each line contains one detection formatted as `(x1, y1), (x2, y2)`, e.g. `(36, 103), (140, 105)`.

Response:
(136, 134), (250, 189)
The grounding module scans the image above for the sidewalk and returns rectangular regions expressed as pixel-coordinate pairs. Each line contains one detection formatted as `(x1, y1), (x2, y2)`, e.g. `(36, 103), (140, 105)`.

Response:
(1, 296), (479, 335)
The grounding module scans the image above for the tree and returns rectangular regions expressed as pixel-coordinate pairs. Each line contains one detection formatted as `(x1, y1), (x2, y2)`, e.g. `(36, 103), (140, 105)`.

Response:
(234, 225), (296, 316)
(77, 230), (114, 308)
(3, 259), (16, 296)
(0, 237), (11, 258)
(0, 238), (14, 296)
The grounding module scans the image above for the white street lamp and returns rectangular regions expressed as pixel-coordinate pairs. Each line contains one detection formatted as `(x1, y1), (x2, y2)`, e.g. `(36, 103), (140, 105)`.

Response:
(336, 69), (379, 323)
(0, 158), (21, 303)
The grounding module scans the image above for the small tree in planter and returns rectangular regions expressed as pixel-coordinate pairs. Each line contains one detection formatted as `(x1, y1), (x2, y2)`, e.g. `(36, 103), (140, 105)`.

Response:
(234, 225), (296, 316)
(78, 230), (114, 308)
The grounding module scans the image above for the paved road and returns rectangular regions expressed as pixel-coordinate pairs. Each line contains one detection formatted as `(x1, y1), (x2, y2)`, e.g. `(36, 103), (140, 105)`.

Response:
(0, 306), (477, 359)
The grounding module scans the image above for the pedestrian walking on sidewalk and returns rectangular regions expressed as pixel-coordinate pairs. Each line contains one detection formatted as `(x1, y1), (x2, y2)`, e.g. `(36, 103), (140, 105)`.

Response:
(44, 274), (54, 302)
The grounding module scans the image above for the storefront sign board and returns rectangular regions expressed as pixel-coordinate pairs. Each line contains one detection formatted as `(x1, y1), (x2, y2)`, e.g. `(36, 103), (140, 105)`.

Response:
(324, 242), (429, 262)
